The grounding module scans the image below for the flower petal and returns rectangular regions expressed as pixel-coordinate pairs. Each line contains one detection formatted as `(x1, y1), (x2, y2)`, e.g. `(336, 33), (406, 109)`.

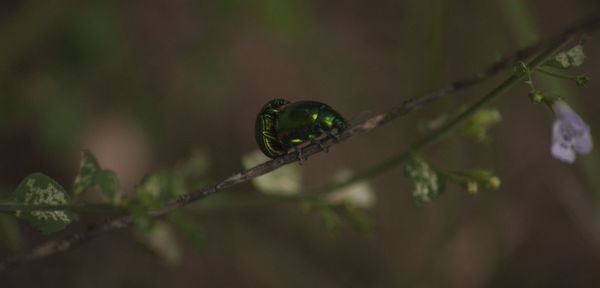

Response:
(552, 120), (564, 143)
(551, 140), (576, 163)
(550, 101), (593, 163)
(551, 120), (576, 163)
(553, 101), (589, 134)
(573, 131), (593, 154)
(553, 101), (575, 118)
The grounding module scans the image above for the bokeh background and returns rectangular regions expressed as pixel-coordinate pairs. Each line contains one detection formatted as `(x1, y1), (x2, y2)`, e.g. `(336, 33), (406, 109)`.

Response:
(1, 0), (600, 287)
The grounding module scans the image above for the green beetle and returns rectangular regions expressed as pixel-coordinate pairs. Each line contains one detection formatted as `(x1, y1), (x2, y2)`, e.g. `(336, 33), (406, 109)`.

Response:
(255, 99), (348, 159)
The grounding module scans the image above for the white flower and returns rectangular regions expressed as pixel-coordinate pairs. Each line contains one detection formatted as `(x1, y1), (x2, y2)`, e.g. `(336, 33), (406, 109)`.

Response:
(551, 101), (593, 163)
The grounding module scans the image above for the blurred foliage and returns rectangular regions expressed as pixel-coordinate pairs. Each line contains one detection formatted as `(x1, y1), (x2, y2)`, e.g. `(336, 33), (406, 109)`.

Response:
(135, 220), (182, 265)
(0, 214), (20, 252)
(326, 169), (376, 209)
(137, 169), (186, 208)
(461, 108), (502, 142)
(168, 211), (208, 252)
(1, 0), (600, 287)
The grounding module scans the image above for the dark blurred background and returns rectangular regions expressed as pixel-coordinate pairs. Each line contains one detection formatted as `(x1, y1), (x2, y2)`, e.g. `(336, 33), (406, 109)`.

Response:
(1, 0), (600, 287)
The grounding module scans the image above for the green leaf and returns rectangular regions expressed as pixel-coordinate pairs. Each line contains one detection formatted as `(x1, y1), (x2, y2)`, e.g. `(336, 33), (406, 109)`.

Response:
(345, 206), (372, 234)
(136, 221), (182, 265)
(72, 150), (121, 203)
(174, 150), (211, 191)
(319, 207), (339, 233)
(137, 170), (186, 208)
(418, 107), (466, 134)
(129, 203), (153, 232)
(512, 62), (529, 77)
(461, 108), (502, 142)
(94, 170), (120, 203)
(545, 44), (585, 69)
(403, 155), (445, 205)
(13, 173), (73, 234)
(177, 150), (209, 178)
(136, 151), (209, 209)
(418, 111), (451, 133)
(168, 212), (207, 252)
(73, 150), (100, 196)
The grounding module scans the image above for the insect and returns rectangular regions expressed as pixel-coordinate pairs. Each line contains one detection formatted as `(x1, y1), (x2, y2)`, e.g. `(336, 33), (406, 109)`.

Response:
(255, 99), (348, 159)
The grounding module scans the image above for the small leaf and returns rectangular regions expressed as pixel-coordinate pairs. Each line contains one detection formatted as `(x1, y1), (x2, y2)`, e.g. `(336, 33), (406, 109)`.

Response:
(403, 155), (445, 205)
(418, 107), (466, 134)
(545, 44), (585, 69)
(418, 113), (450, 133)
(319, 207), (339, 233)
(136, 221), (182, 265)
(137, 170), (186, 208)
(73, 150), (100, 196)
(177, 150), (209, 178)
(129, 203), (153, 232)
(574, 75), (590, 87)
(241, 150), (302, 195)
(13, 173), (72, 234)
(512, 62), (529, 77)
(136, 151), (209, 209)
(168, 212), (207, 252)
(345, 206), (372, 234)
(461, 108), (502, 142)
(72, 150), (121, 203)
(94, 170), (120, 203)
(175, 150), (210, 191)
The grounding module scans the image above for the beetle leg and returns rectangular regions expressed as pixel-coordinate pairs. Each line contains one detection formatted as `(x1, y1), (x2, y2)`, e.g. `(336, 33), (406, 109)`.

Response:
(327, 131), (342, 142)
(311, 139), (328, 152)
(293, 145), (304, 165)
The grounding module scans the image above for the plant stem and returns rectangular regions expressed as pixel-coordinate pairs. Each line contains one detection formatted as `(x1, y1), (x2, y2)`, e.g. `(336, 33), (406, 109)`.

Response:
(536, 66), (580, 81)
(317, 38), (569, 193)
(189, 193), (321, 211)
(0, 41), (569, 215)
(0, 202), (127, 214)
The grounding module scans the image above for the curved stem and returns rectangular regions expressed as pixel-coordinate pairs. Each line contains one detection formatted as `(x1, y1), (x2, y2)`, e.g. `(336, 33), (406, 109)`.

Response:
(0, 35), (572, 216)
(536, 66), (581, 81)
(0, 36), (573, 217)
(317, 39), (569, 194)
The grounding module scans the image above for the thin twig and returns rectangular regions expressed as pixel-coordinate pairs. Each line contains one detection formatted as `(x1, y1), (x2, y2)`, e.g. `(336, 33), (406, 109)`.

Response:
(536, 66), (581, 81)
(0, 203), (126, 214)
(1, 14), (599, 272)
